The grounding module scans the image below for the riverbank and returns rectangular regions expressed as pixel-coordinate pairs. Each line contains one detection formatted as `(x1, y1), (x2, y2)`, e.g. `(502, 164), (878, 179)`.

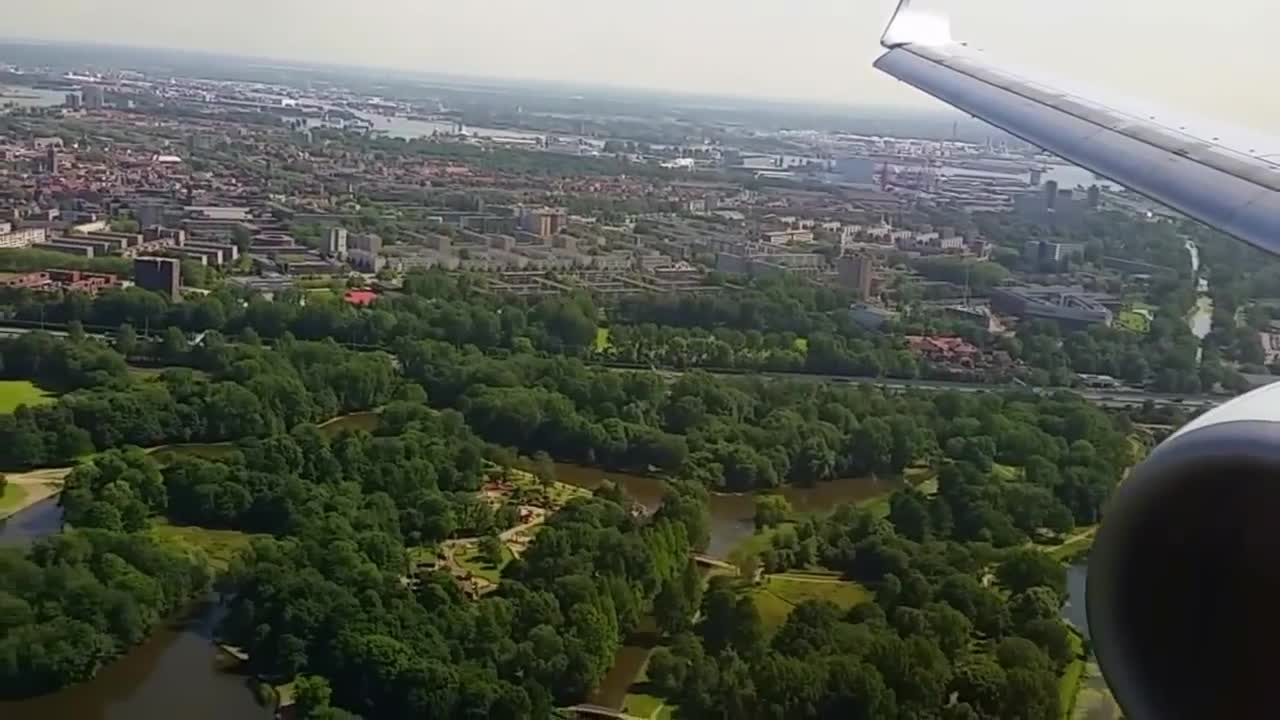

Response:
(0, 466), (72, 521)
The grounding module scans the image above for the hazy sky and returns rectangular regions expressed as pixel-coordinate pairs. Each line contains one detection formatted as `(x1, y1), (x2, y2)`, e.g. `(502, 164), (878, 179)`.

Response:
(6, 0), (1280, 129)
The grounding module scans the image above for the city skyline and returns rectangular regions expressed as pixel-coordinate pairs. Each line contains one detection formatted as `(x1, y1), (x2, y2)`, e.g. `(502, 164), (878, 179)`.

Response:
(6, 0), (1280, 131)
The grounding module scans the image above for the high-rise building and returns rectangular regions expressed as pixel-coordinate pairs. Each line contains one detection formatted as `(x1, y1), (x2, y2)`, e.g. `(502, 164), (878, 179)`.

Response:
(134, 257), (181, 300)
(1044, 180), (1060, 210)
(45, 147), (60, 175)
(134, 201), (167, 230)
(327, 227), (349, 258)
(838, 254), (876, 300)
(518, 207), (567, 239)
(1087, 184), (1101, 209)
(65, 93), (81, 110)
(83, 84), (105, 110)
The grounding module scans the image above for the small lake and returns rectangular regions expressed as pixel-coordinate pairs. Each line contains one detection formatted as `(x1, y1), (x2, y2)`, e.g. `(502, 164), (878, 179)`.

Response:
(0, 599), (271, 720)
(554, 463), (892, 559)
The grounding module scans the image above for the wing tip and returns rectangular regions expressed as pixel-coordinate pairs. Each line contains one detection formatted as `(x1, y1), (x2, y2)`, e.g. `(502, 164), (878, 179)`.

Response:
(881, 0), (953, 49)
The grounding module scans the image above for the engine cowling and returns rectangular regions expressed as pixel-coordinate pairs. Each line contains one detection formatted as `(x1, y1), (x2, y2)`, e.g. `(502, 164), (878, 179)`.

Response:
(1088, 383), (1280, 719)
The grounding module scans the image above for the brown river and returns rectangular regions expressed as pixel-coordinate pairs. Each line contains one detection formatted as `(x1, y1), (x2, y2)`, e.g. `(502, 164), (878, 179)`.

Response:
(0, 462), (889, 718)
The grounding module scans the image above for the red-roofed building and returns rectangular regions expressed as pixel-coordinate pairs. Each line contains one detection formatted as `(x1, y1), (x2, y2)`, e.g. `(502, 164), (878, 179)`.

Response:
(906, 335), (980, 367)
(343, 289), (378, 306)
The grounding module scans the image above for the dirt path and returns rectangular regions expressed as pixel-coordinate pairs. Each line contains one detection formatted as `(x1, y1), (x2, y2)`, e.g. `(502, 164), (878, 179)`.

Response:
(1, 466), (73, 520)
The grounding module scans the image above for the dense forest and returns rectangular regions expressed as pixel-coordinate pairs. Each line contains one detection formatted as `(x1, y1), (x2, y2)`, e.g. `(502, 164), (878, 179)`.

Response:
(0, 289), (1140, 716)
(5, 393), (705, 716)
(649, 540), (1074, 720)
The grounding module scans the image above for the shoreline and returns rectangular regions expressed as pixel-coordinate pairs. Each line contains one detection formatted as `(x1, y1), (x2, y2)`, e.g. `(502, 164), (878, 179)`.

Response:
(0, 466), (72, 521)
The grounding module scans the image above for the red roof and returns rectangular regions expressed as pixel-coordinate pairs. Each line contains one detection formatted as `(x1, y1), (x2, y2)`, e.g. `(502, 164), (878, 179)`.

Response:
(343, 289), (378, 306)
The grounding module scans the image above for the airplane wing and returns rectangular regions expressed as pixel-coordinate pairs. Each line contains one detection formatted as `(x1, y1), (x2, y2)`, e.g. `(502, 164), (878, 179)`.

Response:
(873, 0), (1280, 257)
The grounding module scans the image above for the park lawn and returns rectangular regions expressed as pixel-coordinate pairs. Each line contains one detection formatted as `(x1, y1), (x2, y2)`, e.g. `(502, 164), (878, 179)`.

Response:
(862, 492), (892, 519)
(0, 380), (56, 414)
(0, 482), (28, 512)
(274, 680), (297, 710)
(622, 691), (664, 719)
(595, 327), (612, 352)
(750, 584), (799, 634)
(765, 574), (872, 609)
(623, 654), (673, 720)
(1048, 528), (1097, 562)
(150, 520), (260, 572)
(148, 442), (240, 466)
(750, 574), (872, 634)
(455, 544), (513, 584)
(1059, 630), (1086, 719)
(319, 411), (382, 437)
(992, 463), (1022, 482)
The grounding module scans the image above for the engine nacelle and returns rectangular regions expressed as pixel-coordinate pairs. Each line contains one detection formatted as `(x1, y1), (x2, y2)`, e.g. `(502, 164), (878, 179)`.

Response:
(1089, 383), (1280, 719)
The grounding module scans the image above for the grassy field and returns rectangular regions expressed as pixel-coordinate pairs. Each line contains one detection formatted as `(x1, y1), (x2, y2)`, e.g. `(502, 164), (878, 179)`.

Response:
(0, 380), (55, 413)
(621, 645), (671, 720)
(992, 463), (1022, 482)
(1048, 528), (1097, 562)
(319, 411), (381, 437)
(150, 520), (259, 572)
(622, 690), (664, 719)
(1059, 630), (1086, 719)
(454, 543), (513, 584)
(750, 574), (872, 633)
(148, 442), (240, 466)
(0, 482), (28, 511)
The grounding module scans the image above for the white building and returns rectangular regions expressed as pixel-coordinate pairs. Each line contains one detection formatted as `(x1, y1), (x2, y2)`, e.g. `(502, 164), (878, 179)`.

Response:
(0, 227), (47, 249)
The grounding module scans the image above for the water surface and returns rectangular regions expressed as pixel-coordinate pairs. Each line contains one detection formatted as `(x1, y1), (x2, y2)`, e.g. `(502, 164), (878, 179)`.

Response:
(0, 599), (271, 720)
(554, 463), (890, 558)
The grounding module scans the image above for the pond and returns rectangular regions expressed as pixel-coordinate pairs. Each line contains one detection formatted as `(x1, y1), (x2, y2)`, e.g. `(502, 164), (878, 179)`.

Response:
(0, 599), (271, 720)
(554, 463), (893, 559)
